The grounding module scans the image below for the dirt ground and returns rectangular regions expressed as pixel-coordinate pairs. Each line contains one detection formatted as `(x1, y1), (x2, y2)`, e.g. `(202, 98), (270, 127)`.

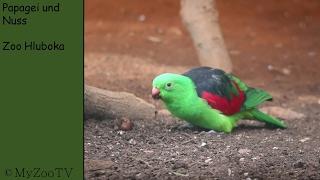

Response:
(84, 0), (320, 179)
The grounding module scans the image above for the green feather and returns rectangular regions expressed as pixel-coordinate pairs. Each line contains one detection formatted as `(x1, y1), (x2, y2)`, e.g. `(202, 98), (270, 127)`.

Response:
(227, 74), (249, 91)
(244, 88), (273, 109)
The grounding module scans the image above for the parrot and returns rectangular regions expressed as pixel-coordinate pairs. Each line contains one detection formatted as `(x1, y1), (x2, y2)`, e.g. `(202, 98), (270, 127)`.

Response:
(151, 66), (287, 133)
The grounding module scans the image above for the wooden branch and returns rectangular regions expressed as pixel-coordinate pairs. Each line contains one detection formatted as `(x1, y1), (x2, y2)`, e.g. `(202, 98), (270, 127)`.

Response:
(180, 0), (232, 72)
(85, 85), (156, 120)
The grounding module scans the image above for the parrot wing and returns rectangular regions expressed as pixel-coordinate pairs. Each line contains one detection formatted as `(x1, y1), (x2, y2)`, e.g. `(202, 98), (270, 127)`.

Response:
(183, 67), (245, 115)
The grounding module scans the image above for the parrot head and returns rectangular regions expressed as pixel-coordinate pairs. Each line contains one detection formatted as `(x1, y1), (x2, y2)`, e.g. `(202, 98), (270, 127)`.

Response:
(152, 73), (196, 103)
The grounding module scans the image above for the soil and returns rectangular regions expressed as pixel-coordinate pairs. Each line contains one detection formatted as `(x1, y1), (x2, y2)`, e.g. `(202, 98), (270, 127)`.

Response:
(84, 0), (320, 179)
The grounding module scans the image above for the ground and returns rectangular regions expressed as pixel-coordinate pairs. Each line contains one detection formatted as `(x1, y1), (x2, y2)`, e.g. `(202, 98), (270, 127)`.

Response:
(84, 0), (320, 179)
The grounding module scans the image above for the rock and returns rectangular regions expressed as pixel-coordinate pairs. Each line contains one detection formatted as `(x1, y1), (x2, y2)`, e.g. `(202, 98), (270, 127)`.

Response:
(244, 172), (249, 176)
(260, 106), (305, 120)
(205, 158), (212, 163)
(238, 148), (251, 154)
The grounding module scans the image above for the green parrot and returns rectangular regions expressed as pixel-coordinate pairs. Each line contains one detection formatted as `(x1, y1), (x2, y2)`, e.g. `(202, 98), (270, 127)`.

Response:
(152, 67), (287, 133)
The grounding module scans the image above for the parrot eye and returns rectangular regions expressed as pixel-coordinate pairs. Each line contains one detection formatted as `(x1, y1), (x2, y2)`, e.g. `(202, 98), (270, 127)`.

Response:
(165, 82), (173, 90)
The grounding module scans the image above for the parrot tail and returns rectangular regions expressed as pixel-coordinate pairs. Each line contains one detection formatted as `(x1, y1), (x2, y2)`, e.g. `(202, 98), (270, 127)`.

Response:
(251, 109), (287, 128)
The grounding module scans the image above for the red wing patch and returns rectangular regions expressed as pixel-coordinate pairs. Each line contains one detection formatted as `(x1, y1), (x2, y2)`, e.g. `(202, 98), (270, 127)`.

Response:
(201, 84), (245, 115)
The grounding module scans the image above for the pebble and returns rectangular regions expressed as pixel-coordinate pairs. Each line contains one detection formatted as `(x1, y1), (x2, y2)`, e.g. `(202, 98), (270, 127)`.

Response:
(227, 168), (232, 176)
(117, 130), (124, 135)
(299, 137), (310, 142)
(129, 139), (137, 145)
(238, 148), (252, 154)
(120, 117), (134, 131)
(200, 142), (207, 147)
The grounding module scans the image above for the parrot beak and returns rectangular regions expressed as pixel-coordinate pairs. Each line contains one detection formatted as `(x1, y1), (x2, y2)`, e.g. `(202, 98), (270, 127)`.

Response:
(152, 87), (161, 99)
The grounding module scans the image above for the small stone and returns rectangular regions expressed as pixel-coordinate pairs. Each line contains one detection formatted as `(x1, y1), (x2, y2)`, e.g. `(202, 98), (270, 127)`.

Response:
(119, 117), (134, 131)
(227, 168), (232, 176)
(117, 130), (124, 135)
(143, 150), (154, 153)
(200, 142), (207, 147)
(239, 158), (245, 162)
(244, 172), (249, 176)
(299, 137), (310, 142)
(238, 148), (251, 154)
(205, 158), (212, 163)
(129, 139), (137, 145)
(135, 173), (143, 179)
(273, 147), (279, 150)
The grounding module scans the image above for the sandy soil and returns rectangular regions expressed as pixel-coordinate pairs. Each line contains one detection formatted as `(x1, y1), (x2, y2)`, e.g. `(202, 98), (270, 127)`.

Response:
(84, 0), (320, 179)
